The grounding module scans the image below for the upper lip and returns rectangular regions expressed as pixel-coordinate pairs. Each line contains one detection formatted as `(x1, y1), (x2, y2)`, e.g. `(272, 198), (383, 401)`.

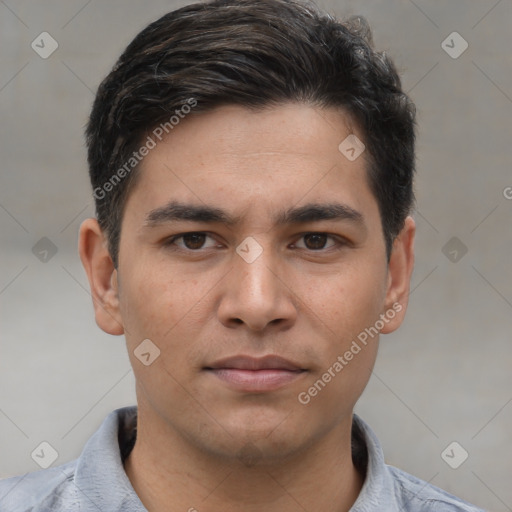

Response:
(205, 355), (304, 371)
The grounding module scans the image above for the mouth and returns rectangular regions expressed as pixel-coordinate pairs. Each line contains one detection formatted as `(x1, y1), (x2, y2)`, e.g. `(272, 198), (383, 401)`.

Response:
(204, 355), (306, 392)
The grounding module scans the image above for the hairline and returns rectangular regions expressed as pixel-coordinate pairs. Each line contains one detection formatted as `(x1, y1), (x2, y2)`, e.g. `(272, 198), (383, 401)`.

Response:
(106, 101), (394, 266)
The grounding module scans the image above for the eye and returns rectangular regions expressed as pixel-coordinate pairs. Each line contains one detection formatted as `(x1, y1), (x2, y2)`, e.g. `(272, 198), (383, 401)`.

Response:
(165, 232), (219, 251)
(293, 233), (340, 251)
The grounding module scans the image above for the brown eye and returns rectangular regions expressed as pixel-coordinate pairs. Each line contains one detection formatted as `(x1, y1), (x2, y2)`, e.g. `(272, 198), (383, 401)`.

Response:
(294, 233), (343, 251)
(181, 233), (207, 250)
(166, 232), (218, 251)
(302, 233), (330, 250)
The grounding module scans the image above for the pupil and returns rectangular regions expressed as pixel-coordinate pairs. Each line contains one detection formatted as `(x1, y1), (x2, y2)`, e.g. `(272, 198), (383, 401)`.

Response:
(184, 233), (205, 249)
(305, 234), (326, 250)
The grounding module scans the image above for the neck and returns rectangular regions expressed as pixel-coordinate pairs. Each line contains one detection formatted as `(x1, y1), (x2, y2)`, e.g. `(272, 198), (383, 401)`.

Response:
(124, 405), (365, 512)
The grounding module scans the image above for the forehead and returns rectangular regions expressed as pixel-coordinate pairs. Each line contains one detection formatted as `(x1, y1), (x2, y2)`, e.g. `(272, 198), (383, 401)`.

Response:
(123, 103), (379, 228)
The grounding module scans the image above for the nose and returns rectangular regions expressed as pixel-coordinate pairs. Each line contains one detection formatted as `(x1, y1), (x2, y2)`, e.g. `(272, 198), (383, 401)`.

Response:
(217, 242), (298, 332)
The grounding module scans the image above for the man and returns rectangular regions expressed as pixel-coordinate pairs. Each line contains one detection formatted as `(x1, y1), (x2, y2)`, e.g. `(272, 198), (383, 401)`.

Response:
(0, 0), (486, 510)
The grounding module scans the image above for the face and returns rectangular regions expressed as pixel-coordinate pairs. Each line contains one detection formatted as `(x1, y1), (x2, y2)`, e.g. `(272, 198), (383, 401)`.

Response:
(80, 103), (414, 464)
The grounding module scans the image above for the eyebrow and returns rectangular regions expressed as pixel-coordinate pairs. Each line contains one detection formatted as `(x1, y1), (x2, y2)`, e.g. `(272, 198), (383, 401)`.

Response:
(145, 200), (364, 228)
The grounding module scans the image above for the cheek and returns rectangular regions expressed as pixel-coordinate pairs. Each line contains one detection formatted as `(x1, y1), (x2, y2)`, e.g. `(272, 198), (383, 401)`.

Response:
(118, 261), (191, 343)
(118, 263), (216, 381)
(300, 262), (387, 336)
(120, 270), (206, 400)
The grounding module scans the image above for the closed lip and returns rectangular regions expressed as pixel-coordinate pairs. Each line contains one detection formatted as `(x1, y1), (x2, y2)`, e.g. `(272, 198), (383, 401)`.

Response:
(204, 355), (305, 372)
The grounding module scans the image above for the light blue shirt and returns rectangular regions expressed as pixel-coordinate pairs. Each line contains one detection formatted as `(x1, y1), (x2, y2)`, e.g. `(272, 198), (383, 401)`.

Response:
(0, 406), (485, 511)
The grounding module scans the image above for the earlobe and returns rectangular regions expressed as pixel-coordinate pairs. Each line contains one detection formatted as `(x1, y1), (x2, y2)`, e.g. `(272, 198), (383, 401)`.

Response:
(78, 218), (124, 336)
(380, 215), (415, 335)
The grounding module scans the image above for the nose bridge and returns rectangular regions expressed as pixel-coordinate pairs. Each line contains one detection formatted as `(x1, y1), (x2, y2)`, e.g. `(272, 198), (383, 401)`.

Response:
(238, 242), (277, 298)
(235, 235), (280, 304)
(218, 235), (296, 330)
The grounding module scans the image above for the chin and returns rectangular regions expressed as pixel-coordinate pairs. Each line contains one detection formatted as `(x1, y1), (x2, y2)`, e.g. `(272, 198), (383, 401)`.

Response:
(209, 420), (312, 466)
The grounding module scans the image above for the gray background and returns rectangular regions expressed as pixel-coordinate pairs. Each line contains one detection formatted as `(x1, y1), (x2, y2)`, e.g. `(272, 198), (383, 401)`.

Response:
(1, 0), (511, 510)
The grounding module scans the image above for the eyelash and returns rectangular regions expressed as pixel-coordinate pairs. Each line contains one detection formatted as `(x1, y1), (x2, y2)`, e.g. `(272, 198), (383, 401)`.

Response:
(163, 231), (347, 253)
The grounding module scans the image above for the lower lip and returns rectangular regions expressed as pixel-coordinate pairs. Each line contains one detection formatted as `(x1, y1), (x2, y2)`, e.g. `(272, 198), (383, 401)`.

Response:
(207, 368), (305, 392)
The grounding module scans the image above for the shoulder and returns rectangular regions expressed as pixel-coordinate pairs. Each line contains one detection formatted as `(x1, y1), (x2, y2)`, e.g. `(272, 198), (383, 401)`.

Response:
(351, 414), (485, 512)
(0, 460), (78, 512)
(388, 465), (486, 512)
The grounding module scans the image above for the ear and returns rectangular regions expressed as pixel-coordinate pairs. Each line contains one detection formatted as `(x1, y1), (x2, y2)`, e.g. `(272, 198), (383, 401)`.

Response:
(78, 218), (124, 335)
(380, 215), (415, 334)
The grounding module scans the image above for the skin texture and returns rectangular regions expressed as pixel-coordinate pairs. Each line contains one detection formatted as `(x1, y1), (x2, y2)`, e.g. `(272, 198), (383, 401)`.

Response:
(79, 103), (415, 512)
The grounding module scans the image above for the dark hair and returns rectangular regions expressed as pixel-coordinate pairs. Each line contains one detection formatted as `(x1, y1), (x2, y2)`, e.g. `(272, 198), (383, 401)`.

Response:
(86, 0), (416, 267)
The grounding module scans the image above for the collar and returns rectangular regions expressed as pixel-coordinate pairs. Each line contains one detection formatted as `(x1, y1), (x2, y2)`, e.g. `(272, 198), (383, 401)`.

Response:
(73, 405), (396, 511)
